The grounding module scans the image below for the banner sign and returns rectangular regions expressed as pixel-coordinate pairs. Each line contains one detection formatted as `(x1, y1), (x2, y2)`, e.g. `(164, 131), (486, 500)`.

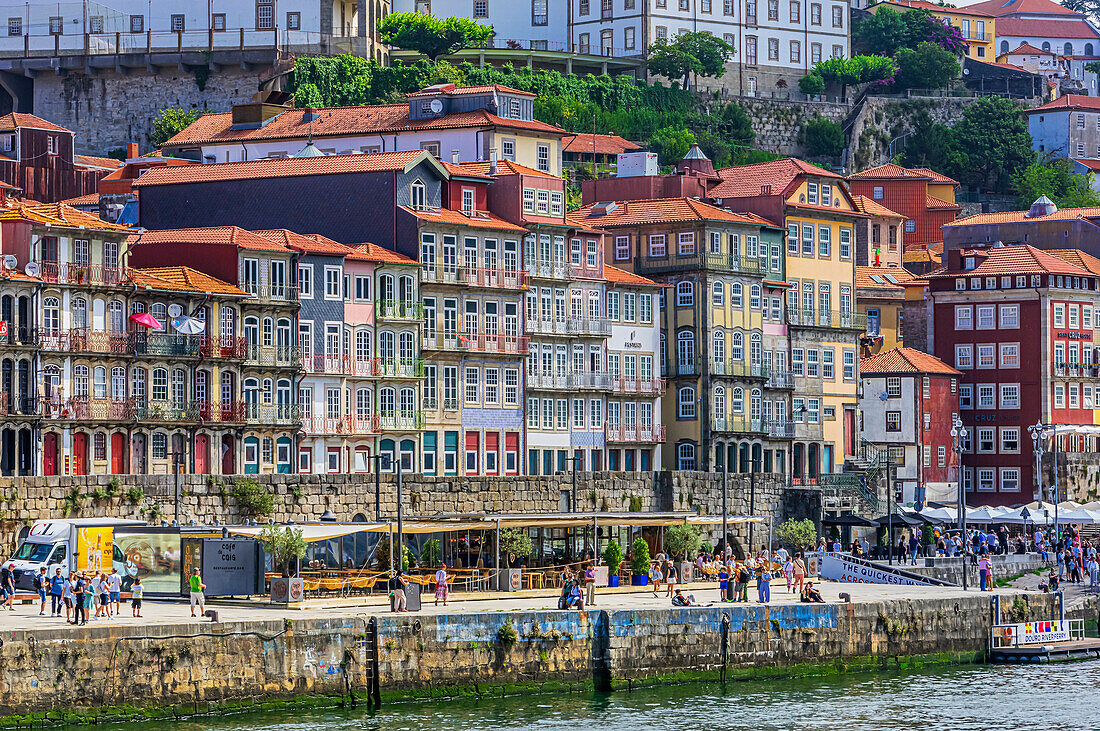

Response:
(1003, 620), (1070, 644)
(816, 552), (933, 586)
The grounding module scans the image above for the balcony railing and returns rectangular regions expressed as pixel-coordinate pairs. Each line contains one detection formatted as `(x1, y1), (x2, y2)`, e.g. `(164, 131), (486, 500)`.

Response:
(201, 337), (247, 359)
(245, 344), (300, 366)
(527, 317), (568, 335)
(133, 400), (200, 422)
(711, 361), (770, 379)
(713, 416), (767, 434)
(241, 282), (299, 304)
(787, 308), (866, 329)
(525, 260), (571, 280)
(566, 372), (613, 390)
(377, 411), (425, 431)
(0, 394), (39, 416)
(425, 332), (529, 354)
(605, 422), (666, 443)
(671, 361), (698, 377)
(567, 318), (612, 336)
(376, 300), (424, 321)
(199, 401), (247, 423)
(766, 370), (795, 389)
(634, 252), (764, 276)
(301, 415), (379, 436)
(1054, 363), (1100, 378)
(245, 403), (302, 425)
(38, 262), (124, 287)
(769, 420), (796, 438)
(57, 397), (134, 421)
(528, 372), (568, 390)
(377, 358), (425, 378)
(36, 329), (133, 355)
(133, 332), (202, 358)
(458, 266), (529, 290)
(611, 376), (666, 395)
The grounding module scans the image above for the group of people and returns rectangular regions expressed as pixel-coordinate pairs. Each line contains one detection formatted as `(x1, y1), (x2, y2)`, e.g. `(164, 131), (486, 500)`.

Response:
(17, 565), (143, 624)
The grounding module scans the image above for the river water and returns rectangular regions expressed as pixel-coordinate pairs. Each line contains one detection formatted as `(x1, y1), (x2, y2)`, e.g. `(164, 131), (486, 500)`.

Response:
(110, 660), (1100, 731)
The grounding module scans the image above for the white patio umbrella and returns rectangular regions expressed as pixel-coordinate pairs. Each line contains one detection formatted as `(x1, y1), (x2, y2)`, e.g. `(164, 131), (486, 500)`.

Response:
(1058, 500), (1082, 511)
(1058, 508), (1100, 525)
(966, 506), (1003, 523)
(1080, 501), (1100, 512)
(919, 506), (956, 523)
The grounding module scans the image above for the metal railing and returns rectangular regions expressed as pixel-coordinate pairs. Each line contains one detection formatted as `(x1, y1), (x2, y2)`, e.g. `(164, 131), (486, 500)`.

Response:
(611, 376), (665, 395)
(769, 420), (796, 438)
(634, 252), (764, 275)
(376, 358), (425, 379)
(605, 422), (666, 443)
(525, 260), (571, 280)
(0, 394), (39, 416)
(133, 332), (201, 357)
(527, 317), (568, 335)
(38, 262), (124, 287)
(241, 283), (299, 304)
(786, 308), (866, 329)
(527, 372), (568, 390)
(376, 411), (425, 431)
(376, 300), (424, 321)
(36, 329), (132, 354)
(766, 370), (795, 389)
(200, 336), (247, 359)
(244, 344), (300, 366)
(566, 318), (612, 336)
(712, 416), (767, 434)
(711, 361), (770, 379)
(424, 332), (529, 354)
(301, 415), (379, 436)
(245, 403), (302, 425)
(671, 361), (698, 377)
(566, 372), (613, 390)
(458, 266), (530, 290)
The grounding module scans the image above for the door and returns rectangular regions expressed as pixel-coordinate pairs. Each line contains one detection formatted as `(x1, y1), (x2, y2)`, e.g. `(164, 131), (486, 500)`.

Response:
(72, 433), (88, 475)
(132, 433), (146, 475)
(243, 437), (259, 474)
(221, 434), (235, 475)
(194, 433), (210, 474)
(844, 407), (856, 457)
(110, 432), (126, 474)
(43, 432), (58, 476)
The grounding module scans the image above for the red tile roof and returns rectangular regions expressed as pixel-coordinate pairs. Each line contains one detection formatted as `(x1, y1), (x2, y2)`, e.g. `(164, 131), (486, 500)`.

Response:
(853, 195), (906, 218)
(59, 192), (100, 206)
(966, 0), (1078, 17)
(160, 104), (565, 149)
(1073, 157), (1100, 170)
(132, 150), (432, 187)
(74, 154), (122, 170)
(562, 133), (642, 156)
(709, 158), (844, 199)
(925, 194), (960, 210)
(948, 204), (1100, 224)
(343, 241), (419, 265)
(406, 83), (535, 98)
(850, 163), (933, 180)
(1024, 94), (1100, 114)
(252, 229), (350, 256)
(856, 265), (916, 289)
(127, 226), (291, 252)
(603, 264), (662, 287)
(927, 244), (1093, 278)
(1045, 248), (1100, 274)
(879, 0), (993, 13)
(129, 266), (247, 296)
(0, 113), (71, 133)
(911, 167), (960, 185)
(0, 202), (130, 231)
(1007, 42), (1053, 55)
(571, 197), (783, 228)
(440, 160), (494, 180)
(399, 206), (529, 232)
(996, 17), (1100, 37)
(860, 347), (962, 376)
(457, 159), (558, 178)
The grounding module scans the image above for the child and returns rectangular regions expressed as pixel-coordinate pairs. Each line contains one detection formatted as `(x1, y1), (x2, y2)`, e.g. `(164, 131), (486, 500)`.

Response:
(130, 577), (143, 618)
(783, 557), (794, 593)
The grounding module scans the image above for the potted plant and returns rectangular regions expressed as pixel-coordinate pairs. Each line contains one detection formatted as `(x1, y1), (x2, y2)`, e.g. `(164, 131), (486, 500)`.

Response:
(603, 538), (623, 587)
(260, 524), (308, 603)
(421, 538), (441, 567)
(631, 536), (651, 586)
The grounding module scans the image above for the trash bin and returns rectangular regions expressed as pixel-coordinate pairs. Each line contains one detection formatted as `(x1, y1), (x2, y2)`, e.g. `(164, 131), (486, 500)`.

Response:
(391, 579), (421, 612)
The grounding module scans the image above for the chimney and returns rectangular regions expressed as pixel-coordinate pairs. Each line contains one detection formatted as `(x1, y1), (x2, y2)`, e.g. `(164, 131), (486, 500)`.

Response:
(489, 149), (498, 176)
(127, 142), (138, 159)
(452, 150), (459, 164)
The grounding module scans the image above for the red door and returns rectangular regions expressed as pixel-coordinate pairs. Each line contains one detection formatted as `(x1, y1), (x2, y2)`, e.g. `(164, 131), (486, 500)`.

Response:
(72, 433), (88, 475)
(844, 408), (856, 457)
(221, 434), (234, 475)
(110, 433), (126, 474)
(43, 433), (58, 476)
(194, 433), (209, 474)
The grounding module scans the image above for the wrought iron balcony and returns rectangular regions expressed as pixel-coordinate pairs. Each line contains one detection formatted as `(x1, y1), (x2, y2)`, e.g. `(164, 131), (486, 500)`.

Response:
(38, 262), (125, 287)
(712, 416), (767, 434)
(244, 344), (300, 367)
(605, 422), (666, 443)
(133, 332), (202, 358)
(425, 332), (529, 354)
(376, 300), (424, 321)
(566, 317), (612, 336)
(565, 372), (613, 390)
(634, 252), (763, 275)
(376, 411), (425, 431)
(301, 415), (379, 436)
(711, 360), (770, 379)
(766, 370), (795, 389)
(610, 376), (666, 395)
(36, 329), (133, 355)
(787, 308), (866, 330)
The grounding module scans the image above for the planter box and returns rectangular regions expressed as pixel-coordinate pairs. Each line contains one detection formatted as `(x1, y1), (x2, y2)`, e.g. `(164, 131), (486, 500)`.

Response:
(498, 568), (523, 592)
(608, 575), (620, 587)
(270, 577), (304, 603)
(631, 573), (648, 586)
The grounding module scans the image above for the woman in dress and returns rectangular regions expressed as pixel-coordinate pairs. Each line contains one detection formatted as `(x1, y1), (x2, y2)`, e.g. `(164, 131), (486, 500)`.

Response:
(434, 562), (449, 607)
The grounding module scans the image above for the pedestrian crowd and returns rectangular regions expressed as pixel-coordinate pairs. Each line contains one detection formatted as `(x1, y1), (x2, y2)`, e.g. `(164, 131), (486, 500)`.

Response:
(0, 564), (143, 624)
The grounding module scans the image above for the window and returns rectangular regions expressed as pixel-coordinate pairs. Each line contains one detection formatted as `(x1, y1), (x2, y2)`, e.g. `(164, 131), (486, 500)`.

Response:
(832, 5), (842, 25)
(810, 2), (820, 23)
(768, 38), (779, 60)
(769, 0), (779, 18)
(886, 376), (901, 397)
(999, 343), (1019, 368)
(843, 349), (856, 380)
(790, 0), (800, 20)
(905, 220), (915, 233)
(615, 236), (630, 261)
(474, 0), (488, 16)
(811, 42), (821, 63)
(298, 265), (313, 298)
(170, 14), (185, 31)
(1001, 467), (1020, 492)
(410, 179), (426, 209)
(977, 344), (995, 368)
(129, 14), (145, 32)
(625, 26), (635, 49)
(678, 232), (695, 255)
(537, 144), (550, 173)
(1000, 383), (1020, 409)
(976, 305), (995, 329)
(502, 139), (515, 161)
(999, 304), (1019, 328)
(678, 387), (697, 418)
(959, 385), (972, 409)
(977, 428), (995, 453)
(533, 0), (549, 24)
(746, 36), (757, 64)
(677, 443), (696, 471)
(839, 228), (851, 260)
(7, 17), (20, 35)
(818, 226), (830, 257)
(954, 305), (973, 330)
(49, 16), (63, 34)
(712, 281), (724, 306)
(790, 40), (800, 62)
(977, 384), (995, 409)
(676, 281), (693, 307)
(325, 267), (341, 299)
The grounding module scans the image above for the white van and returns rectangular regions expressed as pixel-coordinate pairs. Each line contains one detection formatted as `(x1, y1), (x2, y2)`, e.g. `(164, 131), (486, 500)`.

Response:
(8, 519), (145, 590)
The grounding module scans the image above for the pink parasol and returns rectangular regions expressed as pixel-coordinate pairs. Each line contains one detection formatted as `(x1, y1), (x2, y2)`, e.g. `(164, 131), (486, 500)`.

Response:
(129, 312), (164, 331)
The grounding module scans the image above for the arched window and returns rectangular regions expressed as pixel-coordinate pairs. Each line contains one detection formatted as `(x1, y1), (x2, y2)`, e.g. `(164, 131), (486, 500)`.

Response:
(660, 332), (667, 374)
(731, 331), (744, 361)
(220, 305), (236, 341)
(243, 377), (259, 407)
(410, 179), (426, 209)
(677, 442), (697, 471)
(150, 302), (167, 324)
(262, 378), (273, 405)
(676, 281), (693, 307)
(399, 275), (414, 303)
(244, 316), (259, 345)
(73, 365), (90, 397)
(380, 274), (395, 303)
(131, 368), (146, 405)
(712, 281), (724, 306)
(262, 317), (274, 347)
(220, 371), (235, 403)
(108, 300), (124, 332)
(677, 386), (696, 418)
(380, 331), (396, 360)
(276, 319), (292, 350)
(713, 385), (726, 418)
(713, 331), (725, 365)
(151, 368), (168, 401)
(380, 387), (397, 414)
(195, 369), (208, 403)
(750, 284), (761, 309)
(93, 366), (107, 399)
(732, 387), (744, 413)
(276, 378), (292, 405)
(751, 332), (762, 367)
(43, 297), (60, 332)
(677, 330), (695, 370)
(1088, 43), (1095, 55)
(1042, 41), (1051, 52)
(750, 388), (762, 422)
(130, 301), (145, 315)
(356, 330), (372, 362)
(72, 297), (87, 330)
(1000, 40), (1009, 54)
(399, 331), (414, 361)
(1065, 42), (1073, 56)
(355, 388), (372, 417)
(399, 386), (415, 413)
(731, 282), (743, 307)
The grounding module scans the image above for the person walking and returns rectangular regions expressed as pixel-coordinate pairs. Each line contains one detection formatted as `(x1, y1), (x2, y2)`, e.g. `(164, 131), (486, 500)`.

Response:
(978, 554), (991, 592)
(434, 563), (449, 607)
(34, 567), (48, 616)
(130, 577), (144, 618)
(108, 568), (123, 616)
(0, 562), (15, 611)
(757, 562), (772, 604)
(98, 573), (111, 619)
(82, 573), (94, 621)
(189, 568), (206, 618)
(584, 564), (597, 607)
(90, 572), (104, 619)
(49, 568), (64, 618)
(792, 553), (806, 595)
(665, 561), (677, 599)
(72, 573), (86, 626)
(1087, 555), (1099, 590)
(783, 557), (794, 593)
(649, 562), (663, 598)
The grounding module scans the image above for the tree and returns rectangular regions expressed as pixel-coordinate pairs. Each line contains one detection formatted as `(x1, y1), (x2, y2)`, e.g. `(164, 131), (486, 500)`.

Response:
(775, 518), (817, 552)
(664, 523), (703, 559)
(378, 13), (494, 61)
(893, 41), (960, 90)
(1012, 159), (1100, 209)
(899, 108), (969, 177)
(649, 126), (696, 166)
(498, 527), (533, 565)
(802, 115), (845, 157)
(421, 538), (441, 566)
(799, 73), (825, 95)
(260, 524), (307, 577)
(853, 7), (967, 56)
(647, 32), (734, 86)
(631, 537), (652, 575)
(603, 539), (624, 575)
(150, 106), (201, 147)
(952, 95), (1035, 191)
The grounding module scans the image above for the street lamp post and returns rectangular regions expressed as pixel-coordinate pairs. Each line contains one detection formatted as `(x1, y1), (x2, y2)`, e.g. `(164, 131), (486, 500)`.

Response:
(950, 415), (969, 591)
(1029, 422), (1045, 552)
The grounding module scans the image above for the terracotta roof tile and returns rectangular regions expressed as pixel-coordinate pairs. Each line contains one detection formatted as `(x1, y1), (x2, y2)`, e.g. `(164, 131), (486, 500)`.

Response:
(0, 202), (131, 231)
(562, 133), (643, 156)
(252, 229), (350, 256)
(74, 154), (122, 170)
(127, 226), (291, 252)
(1073, 157), (1100, 171)
(997, 17), (1100, 38)
(603, 264), (662, 287)
(853, 195), (906, 218)
(0, 113), (71, 133)
(927, 244), (1093, 278)
(925, 194), (960, 210)
(1024, 94), (1100, 114)
(850, 163), (932, 181)
(709, 158), (844, 199)
(440, 160), (494, 179)
(860, 347), (961, 376)
(129, 266), (247, 296)
(161, 104), (564, 149)
(406, 84), (535, 98)
(59, 193), (100, 206)
(948, 204), (1100, 225)
(903, 248), (942, 264)
(133, 150), (432, 187)
(966, 0), (1078, 16)
(1045, 248), (1100, 275)
(856, 266), (916, 289)
(1006, 42), (1054, 55)
(343, 241), (419, 265)
(876, 0), (993, 14)
(457, 159), (558, 178)
(399, 206), (529, 232)
(572, 197), (783, 228)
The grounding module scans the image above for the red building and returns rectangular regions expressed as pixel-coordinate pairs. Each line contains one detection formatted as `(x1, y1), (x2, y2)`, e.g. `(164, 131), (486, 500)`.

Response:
(847, 164), (961, 248)
(926, 244), (1100, 506)
(0, 113), (109, 203)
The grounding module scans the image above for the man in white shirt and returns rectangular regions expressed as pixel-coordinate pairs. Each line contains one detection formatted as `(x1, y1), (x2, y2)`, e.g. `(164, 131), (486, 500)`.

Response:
(107, 569), (123, 616)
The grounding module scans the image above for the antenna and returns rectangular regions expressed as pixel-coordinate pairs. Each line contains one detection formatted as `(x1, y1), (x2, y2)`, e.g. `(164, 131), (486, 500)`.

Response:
(2, 254), (16, 269)
(24, 261), (39, 277)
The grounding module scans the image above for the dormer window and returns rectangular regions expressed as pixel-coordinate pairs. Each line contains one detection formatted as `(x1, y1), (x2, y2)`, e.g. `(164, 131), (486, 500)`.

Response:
(462, 188), (475, 214)
(964, 257), (975, 270)
(410, 179), (426, 209)
(509, 99), (520, 118)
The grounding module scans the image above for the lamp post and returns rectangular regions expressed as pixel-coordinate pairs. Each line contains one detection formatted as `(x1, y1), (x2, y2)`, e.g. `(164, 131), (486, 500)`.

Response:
(886, 452), (894, 566)
(950, 414), (968, 591)
(567, 453), (584, 560)
(1029, 422), (1044, 552)
(722, 463), (729, 560)
(368, 452), (391, 521)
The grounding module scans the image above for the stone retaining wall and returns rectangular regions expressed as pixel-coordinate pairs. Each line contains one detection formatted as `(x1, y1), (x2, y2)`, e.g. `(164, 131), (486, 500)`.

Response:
(902, 554), (1049, 587)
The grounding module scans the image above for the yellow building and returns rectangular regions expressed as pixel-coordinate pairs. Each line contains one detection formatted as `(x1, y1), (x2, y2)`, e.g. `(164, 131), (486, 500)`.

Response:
(871, 0), (996, 62)
(856, 265), (917, 356)
(708, 158), (866, 480)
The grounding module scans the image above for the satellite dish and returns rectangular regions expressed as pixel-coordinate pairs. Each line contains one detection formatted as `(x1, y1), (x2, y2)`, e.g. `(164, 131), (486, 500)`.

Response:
(429, 98), (443, 114)
(167, 303), (183, 318)
(2, 254), (15, 269)
(879, 392), (889, 402)
(24, 261), (39, 277)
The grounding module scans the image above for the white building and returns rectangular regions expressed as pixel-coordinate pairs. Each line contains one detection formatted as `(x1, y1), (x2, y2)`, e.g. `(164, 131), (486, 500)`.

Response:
(394, 0), (570, 52)
(966, 0), (1100, 59)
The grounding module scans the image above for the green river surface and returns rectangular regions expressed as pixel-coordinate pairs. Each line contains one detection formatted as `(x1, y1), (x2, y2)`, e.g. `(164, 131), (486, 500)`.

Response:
(91, 660), (1100, 731)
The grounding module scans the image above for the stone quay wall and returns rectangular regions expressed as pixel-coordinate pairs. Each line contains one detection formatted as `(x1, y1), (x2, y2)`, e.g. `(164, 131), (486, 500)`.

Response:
(0, 592), (1090, 722)
(0, 472), (818, 558)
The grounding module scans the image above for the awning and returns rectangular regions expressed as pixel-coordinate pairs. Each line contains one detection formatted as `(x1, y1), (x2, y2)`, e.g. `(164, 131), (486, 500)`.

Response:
(822, 513), (878, 527)
(227, 524), (386, 542)
(873, 512), (923, 527)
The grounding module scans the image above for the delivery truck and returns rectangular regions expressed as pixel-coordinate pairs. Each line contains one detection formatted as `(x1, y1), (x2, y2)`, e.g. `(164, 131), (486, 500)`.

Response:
(7, 519), (146, 590)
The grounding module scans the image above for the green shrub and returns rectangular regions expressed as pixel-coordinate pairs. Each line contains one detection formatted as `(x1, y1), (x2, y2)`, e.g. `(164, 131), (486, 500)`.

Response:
(631, 537), (651, 575)
(799, 73), (825, 95)
(230, 478), (274, 518)
(603, 539), (624, 575)
(802, 115), (844, 157)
